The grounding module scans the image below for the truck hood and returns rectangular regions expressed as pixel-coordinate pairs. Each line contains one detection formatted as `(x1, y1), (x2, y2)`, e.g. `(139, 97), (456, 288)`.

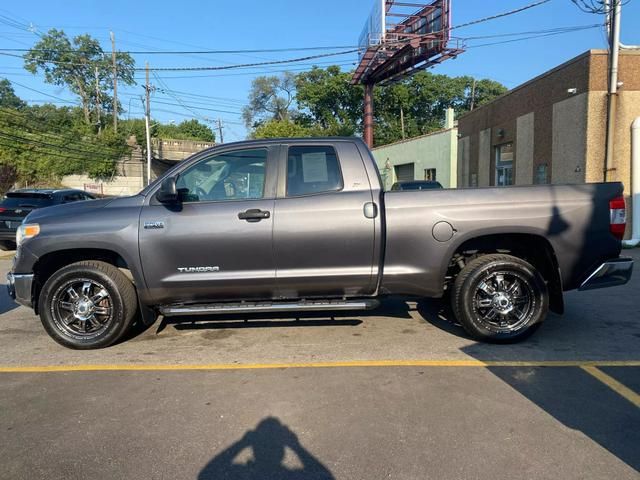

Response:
(24, 196), (130, 224)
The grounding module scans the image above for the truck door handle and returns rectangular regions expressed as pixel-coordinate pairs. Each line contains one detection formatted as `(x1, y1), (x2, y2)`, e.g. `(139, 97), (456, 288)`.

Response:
(238, 209), (270, 222)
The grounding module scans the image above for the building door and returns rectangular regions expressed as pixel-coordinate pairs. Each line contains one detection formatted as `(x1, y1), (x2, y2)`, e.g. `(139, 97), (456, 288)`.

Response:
(394, 163), (415, 182)
(495, 143), (514, 186)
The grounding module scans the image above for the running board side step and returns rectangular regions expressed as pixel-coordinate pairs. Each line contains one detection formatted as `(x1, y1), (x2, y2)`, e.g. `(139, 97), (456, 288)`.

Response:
(159, 299), (380, 317)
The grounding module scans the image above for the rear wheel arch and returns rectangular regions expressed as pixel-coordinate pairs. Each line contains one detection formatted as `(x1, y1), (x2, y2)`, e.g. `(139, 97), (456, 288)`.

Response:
(444, 233), (563, 314)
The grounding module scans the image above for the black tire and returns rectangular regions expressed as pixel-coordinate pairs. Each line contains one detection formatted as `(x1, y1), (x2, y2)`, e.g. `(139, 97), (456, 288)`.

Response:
(451, 254), (548, 343)
(0, 240), (16, 251)
(39, 260), (138, 349)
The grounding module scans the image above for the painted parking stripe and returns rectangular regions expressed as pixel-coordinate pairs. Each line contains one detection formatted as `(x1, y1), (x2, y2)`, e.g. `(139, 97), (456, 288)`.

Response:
(581, 365), (640, 408)
(0, 359), (640, 373)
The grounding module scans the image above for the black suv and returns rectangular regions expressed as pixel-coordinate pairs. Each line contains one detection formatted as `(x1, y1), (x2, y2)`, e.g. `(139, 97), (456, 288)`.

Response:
(390, 180), (443, 191)
(0, 189), (95, 250)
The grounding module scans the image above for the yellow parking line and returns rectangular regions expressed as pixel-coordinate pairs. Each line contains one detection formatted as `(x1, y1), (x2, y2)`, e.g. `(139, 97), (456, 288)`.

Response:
(581, 366), (640, 408)
(0, 359), (639, 373)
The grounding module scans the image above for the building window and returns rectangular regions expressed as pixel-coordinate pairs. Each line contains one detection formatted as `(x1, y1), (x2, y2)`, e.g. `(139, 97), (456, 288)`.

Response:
(495, 143), (514, 186)
(535, 164), (549, 184)
(424, 168), (436, 181)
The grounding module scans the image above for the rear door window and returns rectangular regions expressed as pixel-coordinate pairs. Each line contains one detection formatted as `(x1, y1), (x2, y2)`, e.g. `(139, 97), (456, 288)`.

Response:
(286, 146), (343, 197)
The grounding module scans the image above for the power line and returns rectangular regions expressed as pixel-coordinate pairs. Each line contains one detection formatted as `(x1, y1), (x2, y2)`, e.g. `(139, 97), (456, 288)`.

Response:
(137, 49), (360, 72)
(459, 23), (601, 41)
(0, 135), (120, 164)
(0, 109), (126, 155)
(450, 0), (554, 31)
(466, 24), (601, 49)
(0, 44), (362, 54)
(131, 62), (357, 80)
(569, 0), (631, 14)
(152, 71), (211, 123)
(0, 130), (122, 161)
(8, 78), (78, 105)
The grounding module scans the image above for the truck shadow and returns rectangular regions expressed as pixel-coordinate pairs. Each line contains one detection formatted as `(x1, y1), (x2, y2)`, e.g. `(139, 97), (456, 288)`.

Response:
(416, 274), (640, 472)
(198, 416), (334, 480)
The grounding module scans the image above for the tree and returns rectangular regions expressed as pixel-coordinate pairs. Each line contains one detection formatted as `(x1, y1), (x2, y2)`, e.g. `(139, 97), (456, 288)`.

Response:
(0, 79), (26, 110)
(466, 78), (508, 110)
(295, 66), (363, 136)
(24, 29), (135, 126)
(243, 73), (296, 128)
(156, 119), (215, 142)
(252, 120), (313, 139)
(0, 97), (129, 183)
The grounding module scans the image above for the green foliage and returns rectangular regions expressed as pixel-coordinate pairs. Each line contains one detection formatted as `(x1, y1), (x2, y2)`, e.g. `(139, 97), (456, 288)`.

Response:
(0, 93), (130, 183)
(252, 120), (314, 139)
(295, 66), (363, 136)
(248, 66), (508, 147)
(118, 118), (149, 146)
(118, 118), (215, 145)
(0, 79), (26, 110)
(24, 29), (136, 126)
(243, 73), (296, 128)
(156, 119), (215, 142)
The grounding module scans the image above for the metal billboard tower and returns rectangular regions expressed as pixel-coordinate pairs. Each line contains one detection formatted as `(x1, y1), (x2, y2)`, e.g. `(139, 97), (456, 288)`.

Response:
(353, 0), (464, 147)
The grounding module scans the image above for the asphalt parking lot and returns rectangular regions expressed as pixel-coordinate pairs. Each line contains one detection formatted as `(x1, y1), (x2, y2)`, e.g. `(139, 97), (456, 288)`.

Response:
(0, 251), (639, 479)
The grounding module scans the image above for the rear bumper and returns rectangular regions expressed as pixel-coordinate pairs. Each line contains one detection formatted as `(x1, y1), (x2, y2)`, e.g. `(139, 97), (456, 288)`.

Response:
(578, 258), (633, 291)
(6, 272), (33, 308)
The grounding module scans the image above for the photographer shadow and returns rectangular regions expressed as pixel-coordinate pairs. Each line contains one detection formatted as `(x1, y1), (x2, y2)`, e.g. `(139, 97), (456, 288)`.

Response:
(198, 417), (334, 480)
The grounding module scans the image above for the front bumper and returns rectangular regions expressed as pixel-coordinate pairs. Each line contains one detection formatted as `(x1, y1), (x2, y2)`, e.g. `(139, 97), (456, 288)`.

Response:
(0, 229), (17, 241)
(6, 272), (34, 308)
(578, 258), (633, 291)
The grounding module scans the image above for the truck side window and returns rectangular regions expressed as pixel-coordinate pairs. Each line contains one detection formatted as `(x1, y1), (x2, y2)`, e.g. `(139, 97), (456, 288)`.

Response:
(176, 148), (267, 203)
(286, 146), (343, 197)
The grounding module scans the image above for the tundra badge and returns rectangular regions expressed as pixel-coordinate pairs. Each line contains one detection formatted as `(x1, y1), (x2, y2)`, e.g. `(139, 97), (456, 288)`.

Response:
(177, 266), (220, 273)
(144, 221), (165, 229)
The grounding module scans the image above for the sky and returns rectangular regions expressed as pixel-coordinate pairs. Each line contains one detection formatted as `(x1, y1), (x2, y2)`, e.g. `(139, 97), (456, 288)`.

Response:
(0, 0), (639, 141)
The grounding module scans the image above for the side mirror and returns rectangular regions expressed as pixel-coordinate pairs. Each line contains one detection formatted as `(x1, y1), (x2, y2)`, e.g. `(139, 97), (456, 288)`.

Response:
(156, 177), (179, 203)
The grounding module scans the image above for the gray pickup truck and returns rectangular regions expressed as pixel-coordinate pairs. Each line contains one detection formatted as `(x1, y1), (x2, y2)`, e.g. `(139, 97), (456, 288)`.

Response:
(7, 138), (633, 349)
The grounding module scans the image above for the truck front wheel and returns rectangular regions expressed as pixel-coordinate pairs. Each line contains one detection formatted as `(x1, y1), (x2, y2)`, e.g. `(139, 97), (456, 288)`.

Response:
(451, 254), (548, 343)
(39, 260), (138, 349)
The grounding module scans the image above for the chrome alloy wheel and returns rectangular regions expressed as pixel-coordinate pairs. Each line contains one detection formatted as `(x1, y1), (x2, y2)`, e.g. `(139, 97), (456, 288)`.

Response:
(472, 271), (535, 334)
(50, 279), (113, 338)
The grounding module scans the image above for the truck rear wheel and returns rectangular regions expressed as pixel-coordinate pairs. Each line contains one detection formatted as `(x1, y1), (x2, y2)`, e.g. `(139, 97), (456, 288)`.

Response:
(39, 260), (138, 349)
(451, 254), (548, 343)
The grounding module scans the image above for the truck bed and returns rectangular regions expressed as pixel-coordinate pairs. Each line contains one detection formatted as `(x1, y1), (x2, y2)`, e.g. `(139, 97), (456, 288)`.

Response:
(381, 182), (623, 297)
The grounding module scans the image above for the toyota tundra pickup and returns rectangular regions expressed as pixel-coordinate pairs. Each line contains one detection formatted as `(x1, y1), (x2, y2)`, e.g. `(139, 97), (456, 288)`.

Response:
(7, 137), (634, 349)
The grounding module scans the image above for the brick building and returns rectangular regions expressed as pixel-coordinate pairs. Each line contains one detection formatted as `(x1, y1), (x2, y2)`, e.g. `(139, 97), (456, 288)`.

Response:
(457, 49), (640, 194)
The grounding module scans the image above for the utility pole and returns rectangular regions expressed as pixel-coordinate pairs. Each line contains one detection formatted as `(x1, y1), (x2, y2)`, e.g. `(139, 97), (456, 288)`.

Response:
(94, 66), (102, 135)
(110, 31), (118, 133)
(604, 0), (621, 181)
(144, 62), (152, 186)
(217, 118), (224, 144)
(470, 79), (477, 111)
(363, 83), (374, 148)
(400, 107), (406, 140)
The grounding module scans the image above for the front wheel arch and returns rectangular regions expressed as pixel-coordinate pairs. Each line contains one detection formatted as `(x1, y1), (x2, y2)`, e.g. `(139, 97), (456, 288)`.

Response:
(38, 260), (138, 349)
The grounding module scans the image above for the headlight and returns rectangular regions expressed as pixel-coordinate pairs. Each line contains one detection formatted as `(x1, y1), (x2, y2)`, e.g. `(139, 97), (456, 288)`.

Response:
(16, 223), (40, 247)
